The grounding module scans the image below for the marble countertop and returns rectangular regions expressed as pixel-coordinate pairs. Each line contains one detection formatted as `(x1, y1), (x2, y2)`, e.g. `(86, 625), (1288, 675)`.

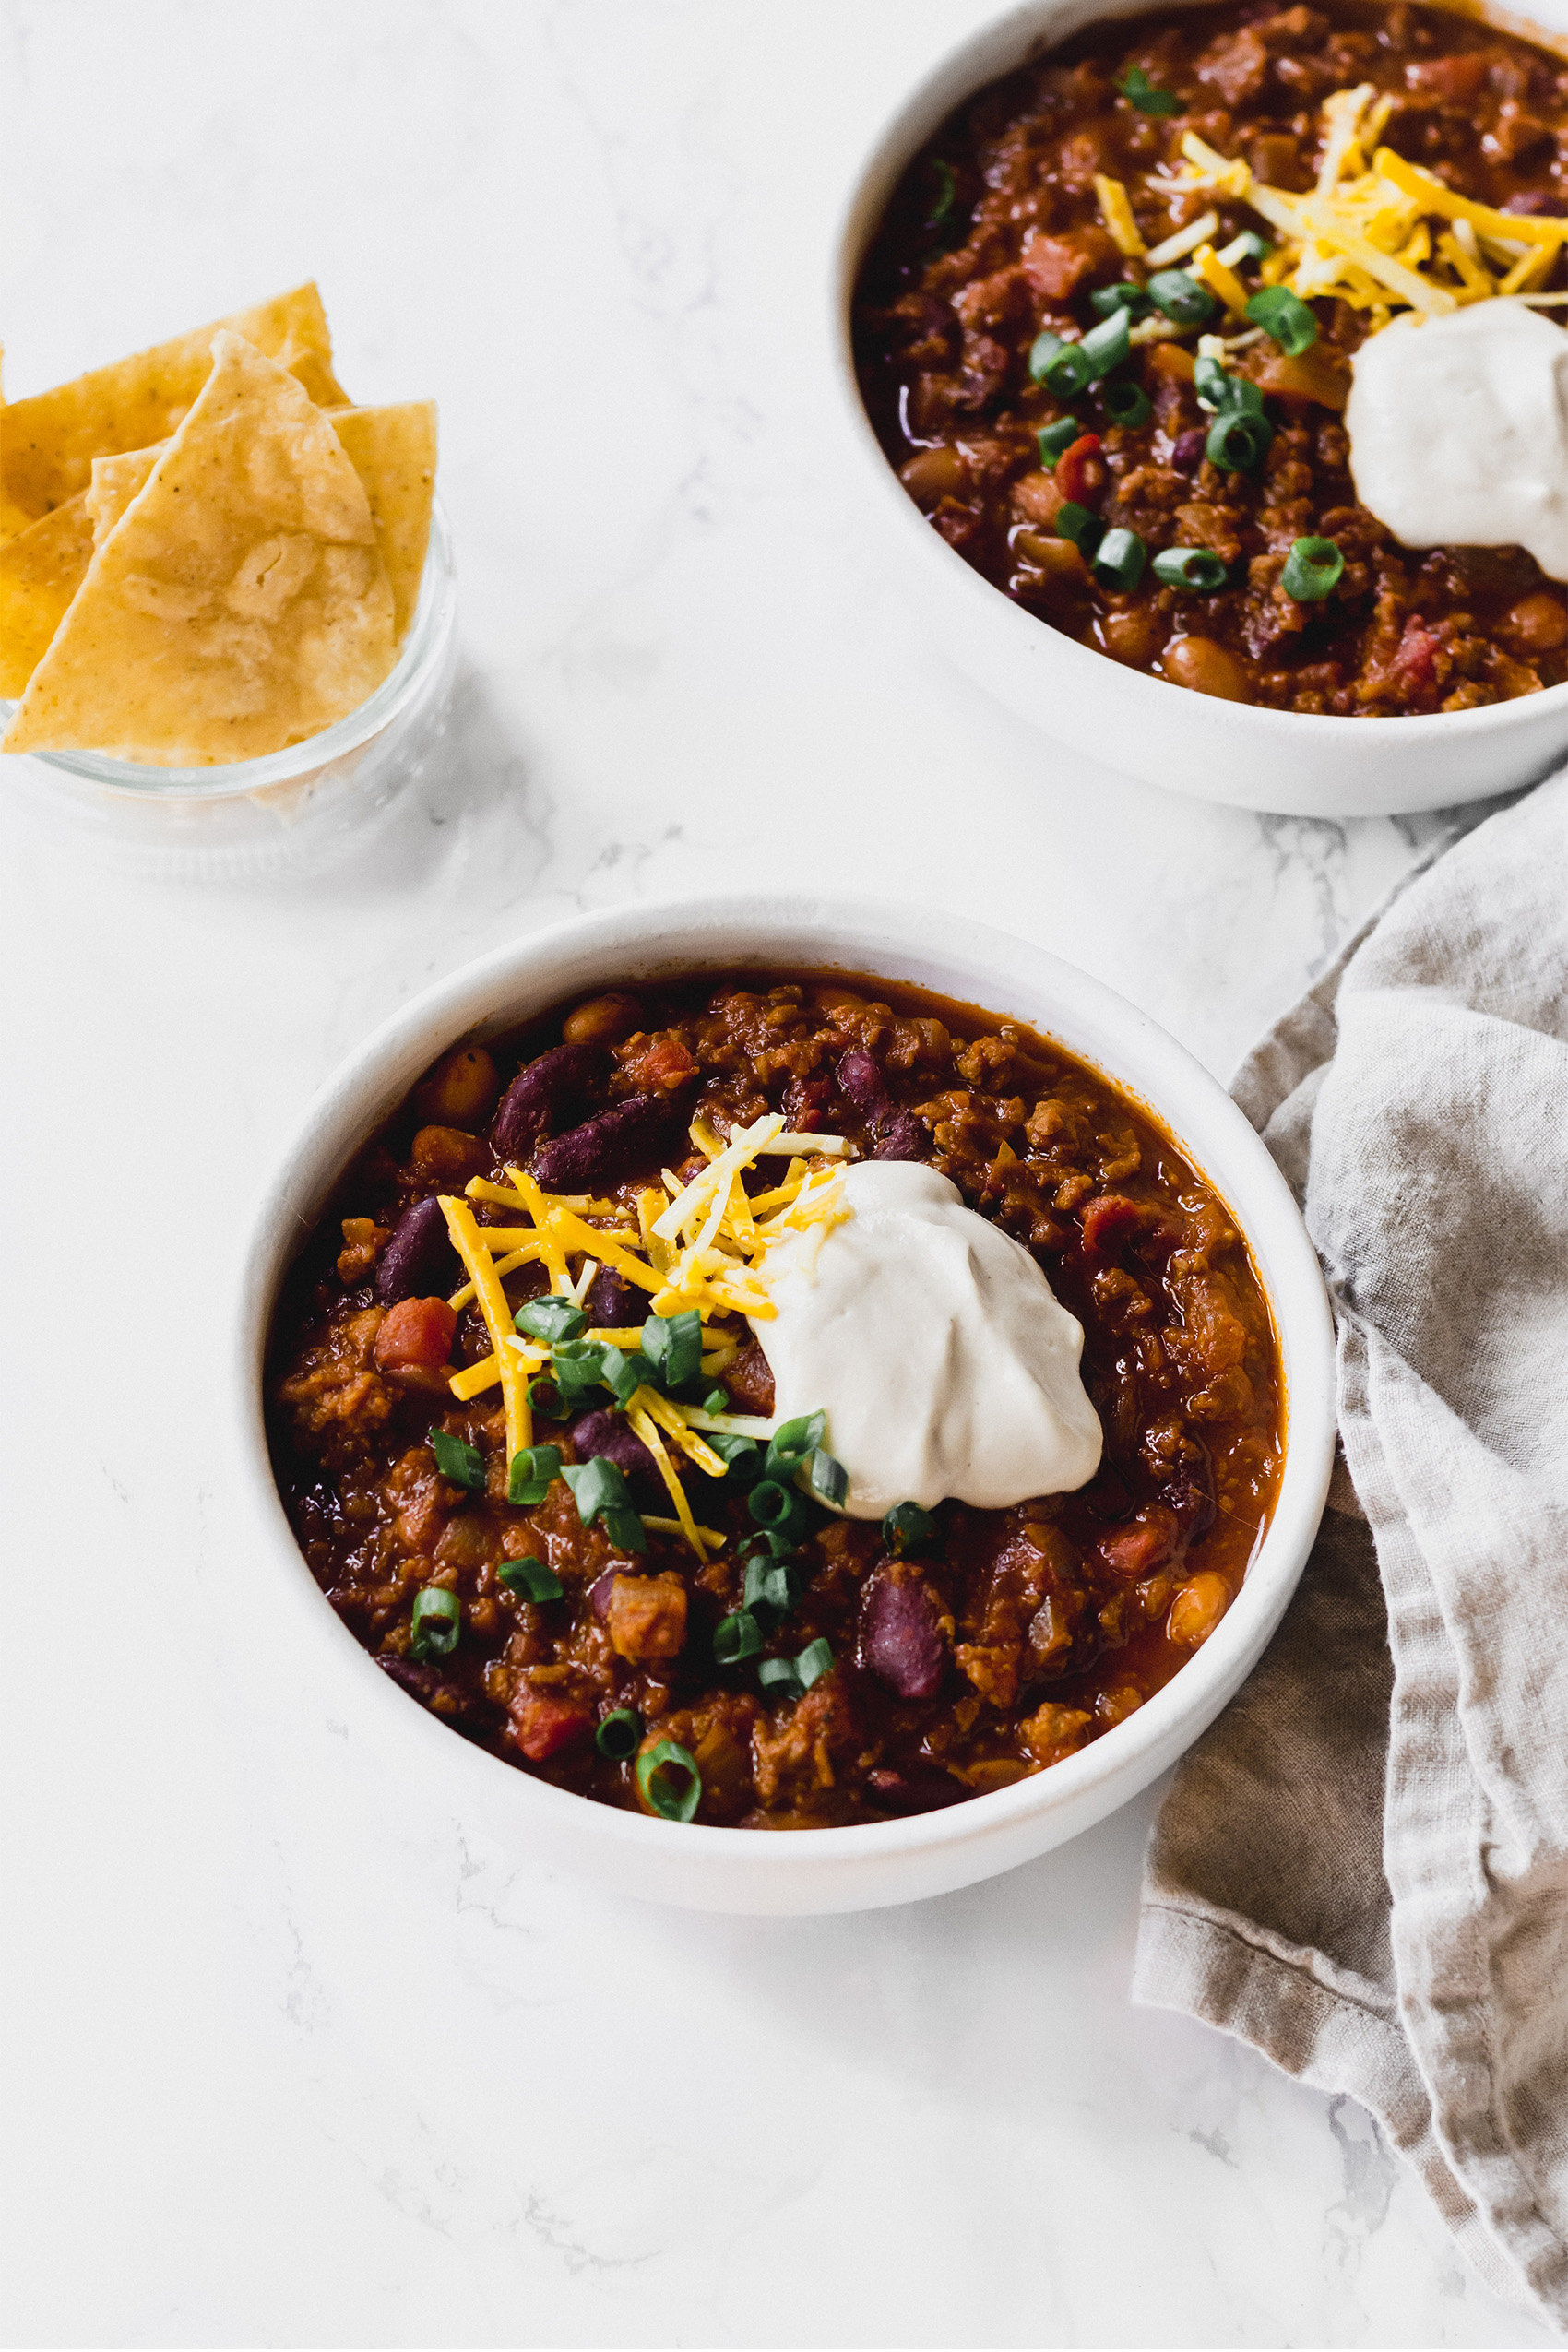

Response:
(0, 4), (1548, 2344)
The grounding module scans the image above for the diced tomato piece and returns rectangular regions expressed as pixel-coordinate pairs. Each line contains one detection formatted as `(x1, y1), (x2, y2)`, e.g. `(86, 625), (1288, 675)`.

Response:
(374, 1296), (457, 1371)
(1393, 616), (1441, 696)
(507, 1686), (592, 1764)
(622, 1032), (698, 1094)
(1079, 1193), (1145, 1257)
(1099, 1505), (1181, 1580)
(1406, 53), (1488, 100)
(1055, 433), (1105, 505)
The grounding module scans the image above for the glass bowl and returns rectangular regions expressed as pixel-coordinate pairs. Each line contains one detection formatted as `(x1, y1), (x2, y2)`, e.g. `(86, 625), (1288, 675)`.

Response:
(0, 500), (457, 879)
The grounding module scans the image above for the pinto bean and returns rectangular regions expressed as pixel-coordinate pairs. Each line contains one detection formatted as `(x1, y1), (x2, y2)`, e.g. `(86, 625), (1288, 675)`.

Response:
(375, 1196), (457, 1304)
(563, 992), (642, 1047)
(411, 1125), (488, 1184)
(1169, 1571), (1230, 1645)
(1163, 636), (1251, 701)
(865, 1764), (968, 1815)
(1502, 592), (1568, 654)
(862, 1569), (948, 1699)
(900, 445), (968, 507)
(570, 1409), (659, 1488)
(492, 1040), (605, 1160)
(533, 1092), (682, 1189)
(415, 1045), (500, 1129)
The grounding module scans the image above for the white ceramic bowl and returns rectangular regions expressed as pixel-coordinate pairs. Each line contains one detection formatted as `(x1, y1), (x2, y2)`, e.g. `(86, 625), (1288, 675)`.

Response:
(828, 0), (1568, 818)
(233, 896), (1336, 1913)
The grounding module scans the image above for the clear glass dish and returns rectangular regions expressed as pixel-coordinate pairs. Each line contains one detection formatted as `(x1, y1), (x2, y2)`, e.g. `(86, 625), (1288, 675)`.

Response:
(0, 501), (457, 880)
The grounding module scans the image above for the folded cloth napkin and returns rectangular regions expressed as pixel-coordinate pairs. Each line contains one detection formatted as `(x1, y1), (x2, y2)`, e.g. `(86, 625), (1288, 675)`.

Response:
(1134, 771), (1568, 2327)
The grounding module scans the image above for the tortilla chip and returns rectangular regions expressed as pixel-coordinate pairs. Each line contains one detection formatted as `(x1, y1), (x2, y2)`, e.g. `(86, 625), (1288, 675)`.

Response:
(0, 493), (97, 697)
(3, 332), (395, 766)
(88, 445), (164, 542)
(0, 285), (347, 523)
(328, 403), (437, 647)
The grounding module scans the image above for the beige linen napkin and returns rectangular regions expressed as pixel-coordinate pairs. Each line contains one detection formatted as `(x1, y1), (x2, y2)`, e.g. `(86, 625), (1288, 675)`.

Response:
(1134, 771), (1568, 2327)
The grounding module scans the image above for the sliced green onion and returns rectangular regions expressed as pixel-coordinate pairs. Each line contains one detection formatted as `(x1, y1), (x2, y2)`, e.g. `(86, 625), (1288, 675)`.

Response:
(925, 156), (960, 233)
(636, 1738), (702, 1823)
(1037, 415), (1081, 464)
(547, 1341), (611, 1405)
(740, 1527), (795, 1563)
(1218, 229), (1272, 267)
(600, 1344), (659, 1406)
(595, 1707), (641, 1760)
(766, 1411), (826, 1479)
(1206, 408), (1272, 472)
(807, 1448), (849, 1507)
(1055, 501), (1104, 556)
(1245, 284), (1319, 355)
(601, 1506), (647, 1554)
(795, 1638), (835, 1691)
(410, 1586), (460, 1660)
(745, 1552), (802, 1616)
(1090, 282), (1154, 321)
(758, 1657), (802, 1701)
(749, 1479), (810, 1541)
(1153, 546), (1228, 592)
(564, 1455), (631, 1524)
(701, 1386), (730, 1415)
(1046, 346), (1097, 400)
(1078, 310), (1130, 380)
(1101, 379), (1152, 428)
(714, 1609), (764, 1665)
(507, 1443), (563, 1507)
(526, 1374), (564, 1415)
(1146, 268), (1217, 327)
(1116, 64), (1181, 114)
(1194, 357), (1263, 416)
(1091, 527), (1147, 591)
(1280, 536), (1345, 600)
(515, 1296), (588, 1343)
(1028, 328), (1067, 385)
(707, 1431), (762, 1482)
(884, 1501), (935, 1553)
(642, 1310), (703, 1390)
(428, 1429), (484, 1491)
(499, 1554), (563, 1602)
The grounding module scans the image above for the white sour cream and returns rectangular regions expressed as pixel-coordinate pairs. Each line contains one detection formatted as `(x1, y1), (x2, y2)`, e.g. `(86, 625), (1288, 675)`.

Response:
(1347, 303), (1568, 579)
(749, 1160), (1102, 1520)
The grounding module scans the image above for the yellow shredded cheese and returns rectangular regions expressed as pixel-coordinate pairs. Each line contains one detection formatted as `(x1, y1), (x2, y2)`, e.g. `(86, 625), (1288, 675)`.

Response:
(1094, 172), (1146, 258)
(1191, 242), (1251, 318)
(626, 1400), (708, 1560)
(439, 1195), (531, 1461)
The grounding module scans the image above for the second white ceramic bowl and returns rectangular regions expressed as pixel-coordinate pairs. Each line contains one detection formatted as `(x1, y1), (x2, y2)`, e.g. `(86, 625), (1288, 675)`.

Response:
(828, 0), (1568, 817)
(234, 895), (1336, 1912)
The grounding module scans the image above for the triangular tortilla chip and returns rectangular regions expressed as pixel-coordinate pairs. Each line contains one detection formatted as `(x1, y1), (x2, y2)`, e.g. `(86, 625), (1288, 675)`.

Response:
(0, 493), (96, 697)
(328, 403), (437, 648)
(3, 332), (395, 766)
(88, 445), (163, 542)
(0, 285), (348, 524)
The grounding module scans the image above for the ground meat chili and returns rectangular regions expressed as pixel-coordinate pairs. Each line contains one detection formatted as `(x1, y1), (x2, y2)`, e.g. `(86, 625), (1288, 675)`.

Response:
(267, 976), (1284, 1829)
(852, 0), (1568, 715)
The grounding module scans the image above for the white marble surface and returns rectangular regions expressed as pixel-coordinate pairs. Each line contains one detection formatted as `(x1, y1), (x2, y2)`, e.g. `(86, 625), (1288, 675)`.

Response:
(0, 4), (1549, 2345)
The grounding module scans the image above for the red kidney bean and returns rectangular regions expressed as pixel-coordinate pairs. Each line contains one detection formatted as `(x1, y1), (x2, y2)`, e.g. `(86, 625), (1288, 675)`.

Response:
(375, 1196), (457, 1304)
(837, 1051), (928, 1162)
(377, 1653), (495, 1731)
(570, 1409), (659, 1489)
(588, 1569), (619, 1620)
(1171, 426), (1207, 473)
(871, 1109), (927, 1162)
(1161, 1462), (1215, 1537)
(865, 1765), (967, 1815)
(837, 1050), (886, 1118)
(492, 1040), (605, 1160)
(533, 1093), (682, 1190)
(862, 1570), (948, 1699)
(584, 1265), (641, 1326)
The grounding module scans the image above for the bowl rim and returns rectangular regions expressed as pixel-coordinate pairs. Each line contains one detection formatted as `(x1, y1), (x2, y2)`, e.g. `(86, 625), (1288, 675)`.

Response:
(0, 498), (457, 802)
(826, 0), (1568, 748)
(232, 892), (1337, 1883)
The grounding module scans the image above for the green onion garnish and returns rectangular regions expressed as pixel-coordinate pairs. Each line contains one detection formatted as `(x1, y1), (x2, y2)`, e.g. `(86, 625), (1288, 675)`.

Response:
(1245, 284), (1319, 355)
(1206, 409), (1272, 472)
(795, 1638), (835, 1691)
(714, 1609), (764, 1665)
(1035, 337), (1096, 399)
(1280, 536), (1345, 600)
(410, 1586), (460, 1659)
(741, 1526), (796, 1562)
(1055, 501), (1104, 556)
(744, 1552), (802, 1616)
(1194, 355), (1264, 415)
(595, 1708), (641, 1760)
(562, 1455), (646, 1553)
(1101, 379), (1152, 429)
(526, 1374), (564, 1415)
(807, 1448), (849, 1507)
(701, 1386), (730, 1415)
(428, 1429), (484, 1491)
(748, 1479), (810, 1541)
(1153, 546), (1228, 591)
(1078, 310), (1130, 380)
(884, 1501), (935, 1553)
(1090, 283), (1155, 321)
(1116, 64), (1181, 114)
(1028, 329), (1067, 386)
(642, 1310), (702, 1390)
(758, 1657), (802, 1700)
(515, 1296), (588, 1343)
(766, 1412), (826, 1479)
(499, 1554), (563, 1602)
(1091, 527), (1147, 591)
(1218, 229), (1273, 267)
(601, 1507), (647, 1554)
(508, 1443), (563, 1506)
(926, 157), (959, 232)
(1038, 416), (1081, 464)
(1146, 268), (1217, 327)
(707, 1431), (762, 1482)
(636, 1738), (702, 1823)
(547, 1340), (612, 1405)
(600, 1344), (658, 1406)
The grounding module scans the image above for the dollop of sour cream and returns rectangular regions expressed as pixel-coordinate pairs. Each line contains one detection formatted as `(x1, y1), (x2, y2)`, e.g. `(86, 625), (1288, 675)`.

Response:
(748, 1160), (1102, 1520)
(1347, 303), (1568, 579)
